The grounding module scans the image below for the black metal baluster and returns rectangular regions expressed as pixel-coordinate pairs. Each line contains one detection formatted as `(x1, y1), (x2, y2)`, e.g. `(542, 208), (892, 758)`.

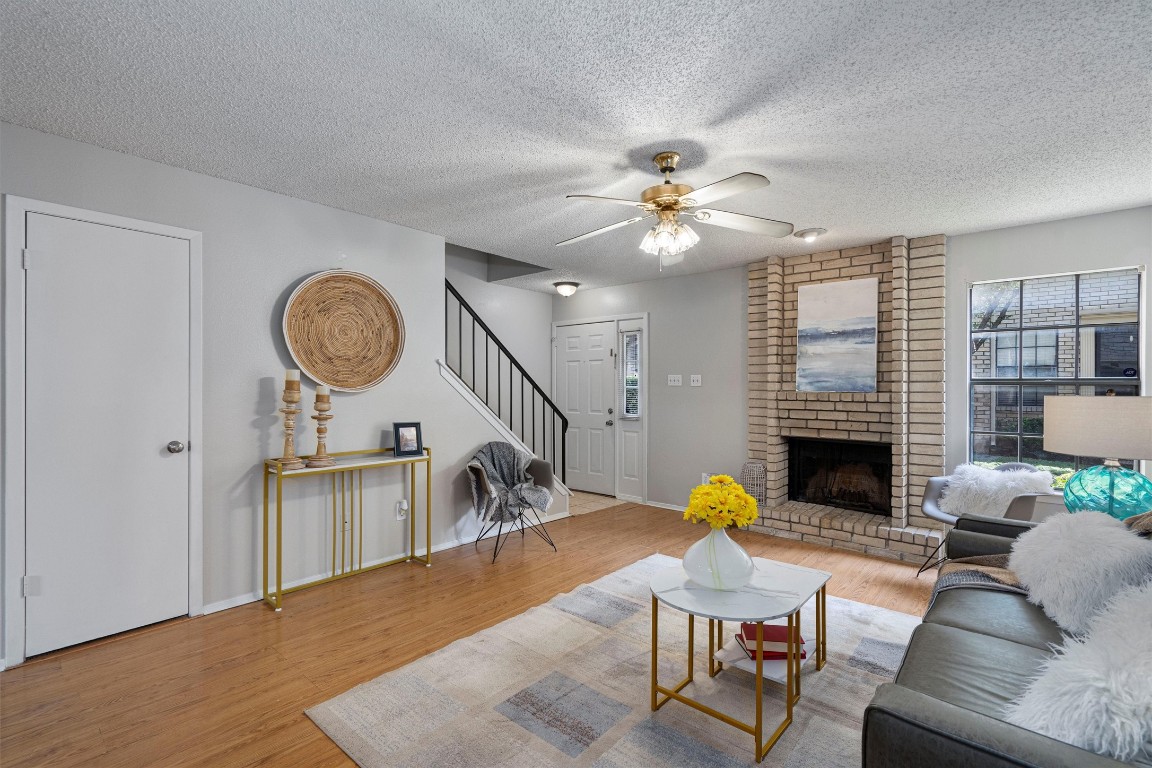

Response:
(445, 280), (568, 485)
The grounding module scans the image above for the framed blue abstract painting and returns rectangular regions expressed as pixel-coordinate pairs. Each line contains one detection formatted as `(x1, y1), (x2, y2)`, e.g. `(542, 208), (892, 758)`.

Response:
(796, 278), (878, 392)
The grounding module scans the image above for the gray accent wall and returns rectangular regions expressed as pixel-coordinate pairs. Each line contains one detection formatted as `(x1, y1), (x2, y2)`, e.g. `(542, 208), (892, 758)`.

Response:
(0, 123), (526, 614)
(944, 206), (1152, 472)
(552, 268), (749, 508)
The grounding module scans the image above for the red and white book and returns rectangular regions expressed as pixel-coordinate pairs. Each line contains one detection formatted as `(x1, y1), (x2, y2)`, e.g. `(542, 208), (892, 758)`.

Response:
(736, 623), (806, 660)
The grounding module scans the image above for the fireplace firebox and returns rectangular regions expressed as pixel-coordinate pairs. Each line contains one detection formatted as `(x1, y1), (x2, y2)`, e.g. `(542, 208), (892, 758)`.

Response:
(788, 438), (892, 515)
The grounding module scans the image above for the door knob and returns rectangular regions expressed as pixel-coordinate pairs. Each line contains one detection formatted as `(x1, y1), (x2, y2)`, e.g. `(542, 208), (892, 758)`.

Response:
(605, 419), (614, 426)
(608, 407), (614, 414)
(167, 441), (185, 454)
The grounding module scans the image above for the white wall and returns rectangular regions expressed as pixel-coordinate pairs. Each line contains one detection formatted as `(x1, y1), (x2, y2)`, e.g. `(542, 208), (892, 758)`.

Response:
(0, 123), (530, 621)
(945, 206), (1152, 471)
(552, 267), (748, 507)
(444, 243), (552, 391)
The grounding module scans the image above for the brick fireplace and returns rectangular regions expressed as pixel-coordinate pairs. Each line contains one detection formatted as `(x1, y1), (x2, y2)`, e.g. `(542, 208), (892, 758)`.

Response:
(746, 236), (947, 563)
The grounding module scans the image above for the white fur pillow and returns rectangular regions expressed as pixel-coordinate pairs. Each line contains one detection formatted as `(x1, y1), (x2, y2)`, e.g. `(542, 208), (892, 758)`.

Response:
(1004, 579), (1152, 763)
(938, 463), (1054, 518)
(1009, 511), (1152, 634)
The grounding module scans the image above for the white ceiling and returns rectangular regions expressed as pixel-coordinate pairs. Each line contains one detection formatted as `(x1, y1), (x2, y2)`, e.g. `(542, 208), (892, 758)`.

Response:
(2, 1), (1150, 291)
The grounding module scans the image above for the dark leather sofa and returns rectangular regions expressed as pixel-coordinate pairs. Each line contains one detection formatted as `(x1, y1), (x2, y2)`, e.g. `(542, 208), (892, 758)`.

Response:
(863, 514), (1133, 767)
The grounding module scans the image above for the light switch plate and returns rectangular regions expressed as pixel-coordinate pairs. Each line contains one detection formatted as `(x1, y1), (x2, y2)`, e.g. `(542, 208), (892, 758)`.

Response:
(667, 374), (682, 386)
(690, 374), (702, 387)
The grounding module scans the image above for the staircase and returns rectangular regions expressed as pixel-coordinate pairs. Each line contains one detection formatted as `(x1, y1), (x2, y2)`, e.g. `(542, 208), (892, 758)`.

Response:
(444, 280), (568, 484)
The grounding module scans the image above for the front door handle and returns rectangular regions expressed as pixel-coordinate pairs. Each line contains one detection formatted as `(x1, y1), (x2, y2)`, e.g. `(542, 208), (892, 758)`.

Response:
(605, 419), (614, 426)
(167, 441), (185, 454)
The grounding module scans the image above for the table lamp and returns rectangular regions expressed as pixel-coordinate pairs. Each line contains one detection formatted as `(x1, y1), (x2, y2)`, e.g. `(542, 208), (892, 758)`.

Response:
(1043, 395), (1152, 520)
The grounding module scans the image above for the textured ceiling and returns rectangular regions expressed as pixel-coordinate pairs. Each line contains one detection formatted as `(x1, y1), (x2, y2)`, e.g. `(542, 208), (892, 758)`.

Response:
(2, 0), (1150, 292)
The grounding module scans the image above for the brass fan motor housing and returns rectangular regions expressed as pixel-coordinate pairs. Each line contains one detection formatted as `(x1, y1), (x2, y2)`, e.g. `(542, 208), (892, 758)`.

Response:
(641, 183), (693, 207)
(652, 151), (681, 174)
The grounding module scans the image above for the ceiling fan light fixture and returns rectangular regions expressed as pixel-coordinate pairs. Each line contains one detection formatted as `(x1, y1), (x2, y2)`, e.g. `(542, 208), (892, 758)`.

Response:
(553, 281), (580, 297)
(675, 222), (700, 250)
(795, 227), (828, 243)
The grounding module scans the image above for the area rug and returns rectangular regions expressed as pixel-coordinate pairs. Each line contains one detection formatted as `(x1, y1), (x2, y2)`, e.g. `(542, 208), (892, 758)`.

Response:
(306, 554), (921, 767)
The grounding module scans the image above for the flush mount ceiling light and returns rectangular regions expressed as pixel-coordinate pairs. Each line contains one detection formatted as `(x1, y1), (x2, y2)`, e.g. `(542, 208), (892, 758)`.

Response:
(556, 151), (795, 270)
(794, 228), (828, 243)
(553, 281), (580, 296)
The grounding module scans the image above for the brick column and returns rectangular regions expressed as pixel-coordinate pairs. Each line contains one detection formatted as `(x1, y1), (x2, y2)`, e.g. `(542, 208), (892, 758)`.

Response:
(906, 235), (947, 527)
(890, 236), (910, 527)
(747, 260), (769, 461)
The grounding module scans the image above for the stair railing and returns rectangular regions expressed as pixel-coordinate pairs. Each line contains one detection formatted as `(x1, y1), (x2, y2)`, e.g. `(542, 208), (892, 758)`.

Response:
(445, 280), (567, 483)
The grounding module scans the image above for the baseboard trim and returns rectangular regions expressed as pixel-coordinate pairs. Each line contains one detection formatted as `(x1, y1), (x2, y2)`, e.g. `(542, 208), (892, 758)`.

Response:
(202, 508), (571, 615)
(644, 501), (687, 513)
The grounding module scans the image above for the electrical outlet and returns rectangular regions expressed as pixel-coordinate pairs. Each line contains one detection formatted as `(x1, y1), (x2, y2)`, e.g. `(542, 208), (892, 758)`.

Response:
(395, 499), (409, 520)
(690, 374), (702, 387)
(667, 374), (682, 386)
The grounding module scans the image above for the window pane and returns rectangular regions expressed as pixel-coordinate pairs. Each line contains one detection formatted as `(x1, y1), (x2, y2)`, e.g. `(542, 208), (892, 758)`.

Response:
(973, 434), (1019, 464)
(1021, 437), (1076, 475)
(971, 281), (1020, 330)
(972, 331), (1018, 378)
(1021, 328), (1075, 378)
(1076, 383), (1140, 397)
(1079, 270), (1139, 325)
(1021, 275), (1076, 326)
(1078, 323), (1139, 378)
(623, 331), (640, 417)
(972, 384), (1020, 432)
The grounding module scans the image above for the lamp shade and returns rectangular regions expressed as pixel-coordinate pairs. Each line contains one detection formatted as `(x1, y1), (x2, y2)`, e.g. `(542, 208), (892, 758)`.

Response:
(1043, 396), (1152, 460)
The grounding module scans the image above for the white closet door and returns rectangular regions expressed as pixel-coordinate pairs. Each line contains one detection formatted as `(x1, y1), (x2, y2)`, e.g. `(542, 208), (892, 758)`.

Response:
(24, 212), (191, 656)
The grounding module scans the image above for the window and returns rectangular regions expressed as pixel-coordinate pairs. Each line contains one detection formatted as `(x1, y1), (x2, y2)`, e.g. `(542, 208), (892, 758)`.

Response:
(622, 331), (641, 418)
(969, 269), (1142, 480)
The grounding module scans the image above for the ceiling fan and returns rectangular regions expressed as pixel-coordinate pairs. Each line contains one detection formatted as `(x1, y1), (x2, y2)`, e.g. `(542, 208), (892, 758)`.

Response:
(556, 151), (795, 267)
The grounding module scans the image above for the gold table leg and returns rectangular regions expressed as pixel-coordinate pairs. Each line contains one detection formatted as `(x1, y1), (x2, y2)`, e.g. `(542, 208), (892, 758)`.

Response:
(653, 596), (825, 763)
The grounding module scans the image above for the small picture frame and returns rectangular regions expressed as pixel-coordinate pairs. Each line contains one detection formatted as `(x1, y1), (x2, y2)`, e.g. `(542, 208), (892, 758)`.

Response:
(393, 422), (423, 457)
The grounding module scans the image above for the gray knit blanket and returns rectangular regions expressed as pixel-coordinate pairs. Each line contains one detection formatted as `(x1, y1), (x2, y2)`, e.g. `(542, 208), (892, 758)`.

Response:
(466, 442), (552, 523)
(927, 554), (1028, 612)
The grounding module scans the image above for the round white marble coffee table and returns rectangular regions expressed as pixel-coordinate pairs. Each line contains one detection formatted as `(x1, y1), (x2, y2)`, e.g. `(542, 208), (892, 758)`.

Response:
(650, 557), (831, 763)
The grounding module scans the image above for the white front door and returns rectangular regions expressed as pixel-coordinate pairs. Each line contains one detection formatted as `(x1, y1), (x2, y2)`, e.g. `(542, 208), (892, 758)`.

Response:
(556, 321), (616, 495)
(23, 212), (192, 656)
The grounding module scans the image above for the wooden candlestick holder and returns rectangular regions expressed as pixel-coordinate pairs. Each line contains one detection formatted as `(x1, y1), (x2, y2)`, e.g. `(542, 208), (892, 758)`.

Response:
(306, 393), (336, 468)
(277, 380), (306, 470)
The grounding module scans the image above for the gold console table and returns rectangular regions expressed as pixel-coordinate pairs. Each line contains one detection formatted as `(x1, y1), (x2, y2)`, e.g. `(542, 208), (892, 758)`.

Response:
(262, 447), (432, 610)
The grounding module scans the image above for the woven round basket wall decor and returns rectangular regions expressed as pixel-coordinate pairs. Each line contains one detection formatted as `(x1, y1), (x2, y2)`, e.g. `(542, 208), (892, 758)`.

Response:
(283, 270), (405, 392)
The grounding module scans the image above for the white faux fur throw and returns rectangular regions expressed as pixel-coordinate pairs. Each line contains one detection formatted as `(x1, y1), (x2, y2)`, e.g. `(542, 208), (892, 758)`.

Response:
(1005, 579), (1152, 763)
(938, 463), (1054, 519)
(1009, 511), (1152, 635)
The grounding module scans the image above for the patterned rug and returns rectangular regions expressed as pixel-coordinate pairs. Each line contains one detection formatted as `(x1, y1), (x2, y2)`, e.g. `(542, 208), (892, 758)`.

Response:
(306, 554), (921, 767)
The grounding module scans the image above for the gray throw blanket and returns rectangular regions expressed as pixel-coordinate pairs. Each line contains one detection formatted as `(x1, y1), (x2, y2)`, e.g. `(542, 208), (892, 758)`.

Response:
(927, 554), (1028, 612)
(467, 442), (552, 524)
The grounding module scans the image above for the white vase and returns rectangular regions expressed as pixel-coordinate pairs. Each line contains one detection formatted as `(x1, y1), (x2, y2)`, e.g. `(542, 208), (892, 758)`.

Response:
(683, 526), (755, 590)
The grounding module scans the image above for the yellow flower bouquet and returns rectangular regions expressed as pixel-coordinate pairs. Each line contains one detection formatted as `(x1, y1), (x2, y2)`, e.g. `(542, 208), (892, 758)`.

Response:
(683, 474), (758, 530)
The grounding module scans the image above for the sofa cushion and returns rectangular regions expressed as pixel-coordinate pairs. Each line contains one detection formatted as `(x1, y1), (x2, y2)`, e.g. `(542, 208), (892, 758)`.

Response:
(1004, 579), (1152, 764)
(924, 588), (1064, 651)
(1009, 511), (1152, 634)
(895, 623), (1050, 717)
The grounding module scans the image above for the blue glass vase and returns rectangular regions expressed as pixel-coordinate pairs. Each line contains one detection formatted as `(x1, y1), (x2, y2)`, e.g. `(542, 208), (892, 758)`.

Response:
(1063, 464), (1152, 520)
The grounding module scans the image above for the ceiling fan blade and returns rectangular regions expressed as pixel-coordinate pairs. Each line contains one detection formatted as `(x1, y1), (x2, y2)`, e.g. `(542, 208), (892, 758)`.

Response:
(556, 215), (652, 246)
(680, 172), (769, 207)
(692, 209), (794, 237)
(567, 195), (650, 209)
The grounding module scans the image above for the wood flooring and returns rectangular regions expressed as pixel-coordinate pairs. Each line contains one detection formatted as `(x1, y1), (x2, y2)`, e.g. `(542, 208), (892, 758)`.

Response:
(0, 503), (937, 767)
